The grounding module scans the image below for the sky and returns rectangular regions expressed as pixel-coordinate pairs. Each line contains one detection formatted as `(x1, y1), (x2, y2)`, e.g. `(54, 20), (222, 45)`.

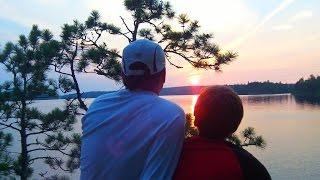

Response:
(0, 0), (320, 92)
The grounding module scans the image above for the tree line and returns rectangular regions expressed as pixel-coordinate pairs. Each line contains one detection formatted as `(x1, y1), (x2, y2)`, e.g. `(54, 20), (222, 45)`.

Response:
(293, 75), (320, 98)
(231, 81), (293, 95)
(50, 79), (318, 99)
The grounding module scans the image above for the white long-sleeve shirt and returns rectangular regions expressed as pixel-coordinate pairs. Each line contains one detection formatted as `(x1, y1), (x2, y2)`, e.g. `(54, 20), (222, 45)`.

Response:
(80, 89), (185, 180)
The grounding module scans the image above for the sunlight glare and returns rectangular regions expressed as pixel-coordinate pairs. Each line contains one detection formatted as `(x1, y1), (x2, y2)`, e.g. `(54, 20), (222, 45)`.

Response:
(189, 75), (200, 85)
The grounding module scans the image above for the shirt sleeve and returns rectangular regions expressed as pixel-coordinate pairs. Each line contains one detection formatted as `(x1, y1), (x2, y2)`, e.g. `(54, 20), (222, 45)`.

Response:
(140, 113), (186, 180)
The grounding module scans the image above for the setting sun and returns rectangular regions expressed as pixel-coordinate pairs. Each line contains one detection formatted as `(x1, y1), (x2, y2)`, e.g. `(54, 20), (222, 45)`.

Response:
(189, 75), (200, 85)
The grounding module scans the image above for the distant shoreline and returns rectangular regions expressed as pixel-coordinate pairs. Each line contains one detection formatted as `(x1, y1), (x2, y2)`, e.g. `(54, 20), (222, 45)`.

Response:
(35, 92), (293, 101)
(36, 83), (296, 100)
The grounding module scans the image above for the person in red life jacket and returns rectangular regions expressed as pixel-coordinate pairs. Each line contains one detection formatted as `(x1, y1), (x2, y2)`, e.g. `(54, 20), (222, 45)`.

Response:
(174, 85), (271, 180)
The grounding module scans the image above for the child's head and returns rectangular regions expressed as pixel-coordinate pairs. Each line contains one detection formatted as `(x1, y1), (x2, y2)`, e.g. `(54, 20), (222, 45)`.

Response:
(194, 85), (243, 139)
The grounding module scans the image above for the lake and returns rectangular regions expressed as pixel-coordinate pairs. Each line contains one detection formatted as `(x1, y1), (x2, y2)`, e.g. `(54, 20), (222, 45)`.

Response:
(167, 94), (320, 180)
(8, 94), (320, 179)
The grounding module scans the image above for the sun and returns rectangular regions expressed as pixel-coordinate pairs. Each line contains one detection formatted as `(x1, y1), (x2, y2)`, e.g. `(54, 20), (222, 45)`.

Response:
(189, 75), (200, 85)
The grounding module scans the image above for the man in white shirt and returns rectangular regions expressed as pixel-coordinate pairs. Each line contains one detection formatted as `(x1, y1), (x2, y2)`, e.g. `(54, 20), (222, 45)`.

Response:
(80, 39), (186, 180)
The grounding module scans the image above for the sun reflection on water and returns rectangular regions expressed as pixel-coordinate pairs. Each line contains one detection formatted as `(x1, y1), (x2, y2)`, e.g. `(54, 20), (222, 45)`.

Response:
(190, 95), (199, 126)
(190, 95), (199, 114)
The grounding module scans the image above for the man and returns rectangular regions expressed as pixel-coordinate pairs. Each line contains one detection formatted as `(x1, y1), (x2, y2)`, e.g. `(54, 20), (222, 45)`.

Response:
(80, 39), (186, 180)
(174, 86), (271, 180)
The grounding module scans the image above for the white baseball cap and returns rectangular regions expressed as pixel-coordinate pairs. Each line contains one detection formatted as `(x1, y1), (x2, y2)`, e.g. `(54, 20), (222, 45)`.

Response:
(122, 39), (166, 76)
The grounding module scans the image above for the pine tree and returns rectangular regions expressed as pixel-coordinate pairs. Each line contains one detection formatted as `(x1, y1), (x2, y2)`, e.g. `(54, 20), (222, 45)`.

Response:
(0, 25), (79, 179)
(53, 0), (238, 114)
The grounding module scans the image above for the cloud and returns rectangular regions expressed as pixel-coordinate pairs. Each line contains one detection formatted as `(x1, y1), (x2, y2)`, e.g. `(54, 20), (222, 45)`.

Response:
(272, 24), (293, 31)
(225, 0), (295, 49)
(272, 10), (313, 32)
(307, 34), (320, 41)
(290, 10), (313, 22)
(33, 0), (66, 5)
(171, 0), (257, 33)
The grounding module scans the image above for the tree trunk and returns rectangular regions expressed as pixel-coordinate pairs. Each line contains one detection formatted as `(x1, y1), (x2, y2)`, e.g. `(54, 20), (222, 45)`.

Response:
(71, 70), (88, 111)
(20, 76), (28, 180)
(132, 21), (140, 42)
(70, 43), (88, 111)
(20, 117), (28, 180)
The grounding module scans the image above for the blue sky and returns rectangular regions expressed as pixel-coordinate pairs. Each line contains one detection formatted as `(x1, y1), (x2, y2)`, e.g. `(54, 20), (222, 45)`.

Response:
(1, 0), (320, 91)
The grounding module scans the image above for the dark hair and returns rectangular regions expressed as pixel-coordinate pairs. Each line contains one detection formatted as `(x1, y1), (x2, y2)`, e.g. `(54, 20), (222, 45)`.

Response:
(194, 85), (243, 139)
(122, 62), (165, 94)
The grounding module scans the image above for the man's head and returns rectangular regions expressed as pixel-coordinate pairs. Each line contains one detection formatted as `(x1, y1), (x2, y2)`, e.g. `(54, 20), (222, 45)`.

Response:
(121, 39), (166, 94)
(194, 85), (243, 139)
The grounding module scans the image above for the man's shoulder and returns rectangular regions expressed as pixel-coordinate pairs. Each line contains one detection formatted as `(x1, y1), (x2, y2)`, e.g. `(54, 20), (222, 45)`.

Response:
(95, 90), (122, 99)
(86, 91), (124, 111)
(154, 97), (185, 115)
(92, 90), (126, 104)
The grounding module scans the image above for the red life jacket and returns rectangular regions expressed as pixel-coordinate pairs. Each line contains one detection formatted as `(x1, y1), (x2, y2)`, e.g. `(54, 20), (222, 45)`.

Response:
(174, 136), (243, 180)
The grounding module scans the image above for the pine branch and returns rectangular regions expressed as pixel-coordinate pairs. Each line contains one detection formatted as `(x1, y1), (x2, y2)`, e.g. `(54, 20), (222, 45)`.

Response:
(120, 16), (133, 34)
(27, 148), (71, 156)
(25, 130), (51, 137)
(0, 122), (20, 131)
(51, 63), (72, 76)
(241, 143), (259, 147)
(166, 55), (183, 68)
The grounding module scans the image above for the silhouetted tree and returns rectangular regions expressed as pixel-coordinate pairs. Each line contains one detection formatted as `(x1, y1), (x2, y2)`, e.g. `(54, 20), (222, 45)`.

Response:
(0, 26), (79, 179)
(117, 0), (237, 69)
(53, 0), (238, 113)
(227, 127), (266, 149)
(50, 18), (123, 112)
(231, 81), (293, 95)
(293, 75), (320, 98)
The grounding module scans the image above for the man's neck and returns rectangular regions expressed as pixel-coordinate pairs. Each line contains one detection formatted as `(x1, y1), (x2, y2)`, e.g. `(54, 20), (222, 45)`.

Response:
(128, 87), (160, 95)
(128, 88), (159, 95)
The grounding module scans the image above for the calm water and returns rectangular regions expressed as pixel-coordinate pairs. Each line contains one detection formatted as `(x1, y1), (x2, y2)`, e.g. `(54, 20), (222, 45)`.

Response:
(167, 94), (320, 180)
(9, 94), (320, 179)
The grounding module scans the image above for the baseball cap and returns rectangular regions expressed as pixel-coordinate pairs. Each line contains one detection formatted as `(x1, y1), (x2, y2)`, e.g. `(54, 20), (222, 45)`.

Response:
(122, 39), (166, 76)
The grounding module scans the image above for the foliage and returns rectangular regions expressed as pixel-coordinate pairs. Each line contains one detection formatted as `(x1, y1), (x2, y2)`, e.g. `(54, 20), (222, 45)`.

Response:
(184, 113), (199, 138)
(226, 127), (266, 149)
(43, 174), (70, 180)
(293, 75), (320, 98)
(53, 0), (238, 104)
(51, 16), (123, 112)
(185, 113), (266, 149)
(0, 26), (79, 179)
(0, 131), (13, 176)
(231, 81), (293, 95)
(120, 0), (238, 69)
(50, 0), (239, 128)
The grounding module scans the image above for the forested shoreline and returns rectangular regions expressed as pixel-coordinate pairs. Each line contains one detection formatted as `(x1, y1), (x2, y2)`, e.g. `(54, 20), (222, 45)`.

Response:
(37, 77), (320, 100)
(57, 81), (294, 99)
